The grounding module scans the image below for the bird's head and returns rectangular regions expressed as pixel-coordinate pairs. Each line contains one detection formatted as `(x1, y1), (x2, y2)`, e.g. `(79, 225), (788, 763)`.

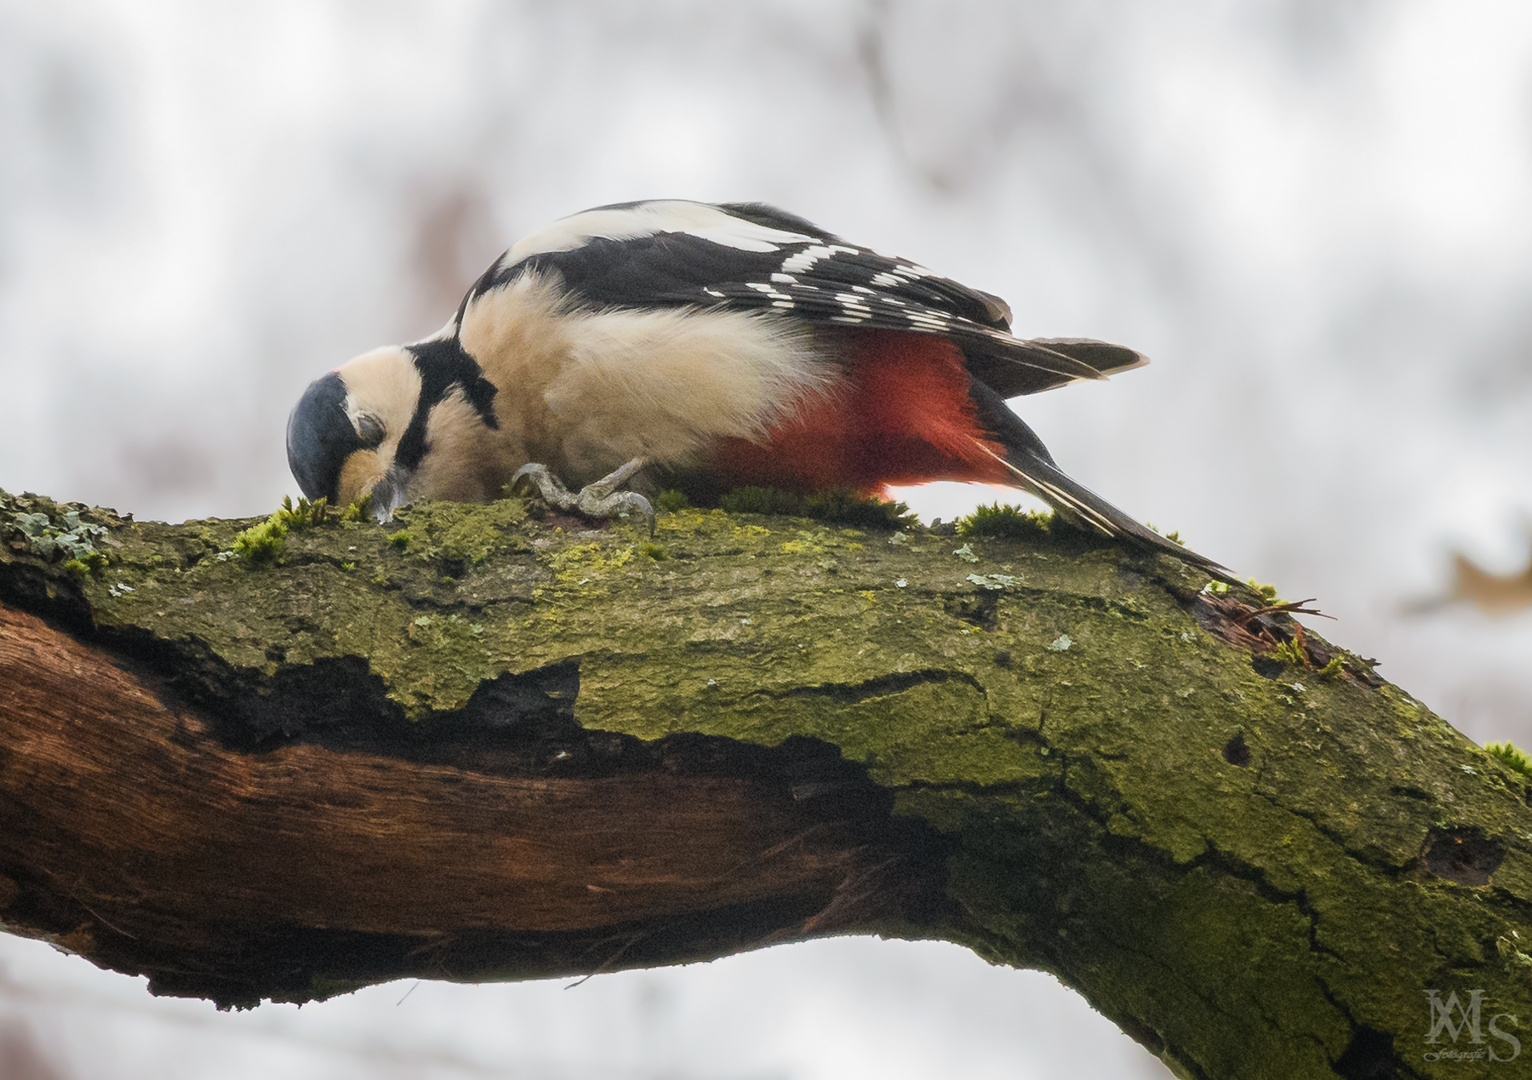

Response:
(286, 346), (422, 521)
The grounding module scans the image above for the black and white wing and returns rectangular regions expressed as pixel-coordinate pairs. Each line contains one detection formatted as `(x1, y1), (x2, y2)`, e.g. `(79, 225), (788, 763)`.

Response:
(467, 200), (1146, 397)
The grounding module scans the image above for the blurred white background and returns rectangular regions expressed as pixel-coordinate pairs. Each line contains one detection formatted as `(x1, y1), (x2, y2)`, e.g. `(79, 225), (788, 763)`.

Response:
(3, 1), (1531, 1076)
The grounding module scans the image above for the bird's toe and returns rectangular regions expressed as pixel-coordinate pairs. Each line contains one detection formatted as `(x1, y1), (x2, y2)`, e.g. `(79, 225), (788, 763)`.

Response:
(511, 463), (578, 510)
(575, 488), (655, 534)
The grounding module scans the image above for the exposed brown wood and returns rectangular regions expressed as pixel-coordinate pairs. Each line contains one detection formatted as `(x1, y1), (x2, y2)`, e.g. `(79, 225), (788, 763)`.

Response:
(0, 602), (933, 1003)
(4, 490), (1532, 1078)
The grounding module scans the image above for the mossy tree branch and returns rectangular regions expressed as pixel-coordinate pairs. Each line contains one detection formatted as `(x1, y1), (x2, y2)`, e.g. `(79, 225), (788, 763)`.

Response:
(1, 489), (1530, 1079)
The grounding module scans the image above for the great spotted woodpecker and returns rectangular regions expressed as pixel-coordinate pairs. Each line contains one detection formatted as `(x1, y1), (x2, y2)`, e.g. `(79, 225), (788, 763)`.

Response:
(288, 199), (1230, 577)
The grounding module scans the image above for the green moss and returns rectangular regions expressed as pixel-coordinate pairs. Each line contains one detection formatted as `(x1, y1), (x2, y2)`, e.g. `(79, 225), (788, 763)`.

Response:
(1246, 578), (1282, 605)
(716, 486), (915, 530)
(432, 500), (527, 566)
(1269, 638), (1308, 668)
(378, 500), (528, 577)
(339, 494), (373, 523)
(1143, 522), (1185, 545)
(653, 489), (691, 513)
(546, 541), (634, 584)
(719, 486), (805, 516)
(802, 488), (918, 530)
(231, 495), (330, 566)
(62, 552), (108, 576)
(1486, 741), (1532, 778)
(279, 494), (329, 530)
(231, 517), (288, 565)
(637, 541), (668, 561)
(957, 502), (1055, 541)
(13, 486), (1532, 1063)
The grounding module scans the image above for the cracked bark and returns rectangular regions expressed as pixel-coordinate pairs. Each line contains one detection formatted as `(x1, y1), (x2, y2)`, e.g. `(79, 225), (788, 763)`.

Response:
(2, 490), (1530, 1080)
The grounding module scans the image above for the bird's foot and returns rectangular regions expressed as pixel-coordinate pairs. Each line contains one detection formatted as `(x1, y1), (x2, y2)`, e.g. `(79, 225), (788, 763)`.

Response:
(511, 458), (654, 534)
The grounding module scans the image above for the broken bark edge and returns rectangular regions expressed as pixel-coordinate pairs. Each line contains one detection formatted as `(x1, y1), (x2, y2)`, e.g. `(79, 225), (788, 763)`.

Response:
(0, 602), (951, 1007)
(3, 491), (1531, 1080)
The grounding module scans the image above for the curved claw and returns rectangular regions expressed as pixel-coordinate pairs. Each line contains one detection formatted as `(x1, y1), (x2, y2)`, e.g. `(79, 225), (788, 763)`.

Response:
(511, 458), (654, 534)
(509, 462), (542, 490)
(510, 463), (576, 508)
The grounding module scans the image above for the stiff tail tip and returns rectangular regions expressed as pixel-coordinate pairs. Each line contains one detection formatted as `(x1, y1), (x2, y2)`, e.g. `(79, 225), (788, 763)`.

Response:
(969, 439), (1237, 584)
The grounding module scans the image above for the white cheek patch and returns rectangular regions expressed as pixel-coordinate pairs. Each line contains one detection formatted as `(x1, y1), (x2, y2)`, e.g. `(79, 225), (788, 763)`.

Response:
(336, 345), (423, 453)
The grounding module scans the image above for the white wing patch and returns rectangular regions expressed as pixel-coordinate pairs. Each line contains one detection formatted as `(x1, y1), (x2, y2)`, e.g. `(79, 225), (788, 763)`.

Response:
(869, 265), (933, 289)
(780, 244), (860, 275)
(503, 201), (817, 263)
(688, 280), (1046, 362)
(832, 292), (875, 323)
(746, 281), (794, 302)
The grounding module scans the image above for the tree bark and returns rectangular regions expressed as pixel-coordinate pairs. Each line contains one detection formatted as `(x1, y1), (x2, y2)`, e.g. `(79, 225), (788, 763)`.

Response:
(1, 489), (1529, 1079)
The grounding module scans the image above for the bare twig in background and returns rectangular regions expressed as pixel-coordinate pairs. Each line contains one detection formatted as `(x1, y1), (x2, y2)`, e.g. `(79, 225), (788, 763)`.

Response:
(1404, 548), (1532, 617)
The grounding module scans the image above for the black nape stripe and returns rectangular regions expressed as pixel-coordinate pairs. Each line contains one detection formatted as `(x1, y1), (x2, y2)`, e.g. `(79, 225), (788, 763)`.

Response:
(395, 338), (500, 471)
(287, 372), (362, 503)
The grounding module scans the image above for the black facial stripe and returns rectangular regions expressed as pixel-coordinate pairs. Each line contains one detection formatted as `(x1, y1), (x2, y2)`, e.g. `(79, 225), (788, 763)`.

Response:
(287, 371), (362, 502)
(395, 337), (500, 472)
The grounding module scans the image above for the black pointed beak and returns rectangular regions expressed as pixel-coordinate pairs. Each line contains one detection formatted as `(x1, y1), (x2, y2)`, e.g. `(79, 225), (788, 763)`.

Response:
(287, 372), (360, 503)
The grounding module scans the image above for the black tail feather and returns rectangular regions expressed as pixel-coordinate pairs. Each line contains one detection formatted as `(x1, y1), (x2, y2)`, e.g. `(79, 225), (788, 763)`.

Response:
(967, 378), (1235, 582)
(977, 443), (1237, 582)
(963, 337), (1148, 399)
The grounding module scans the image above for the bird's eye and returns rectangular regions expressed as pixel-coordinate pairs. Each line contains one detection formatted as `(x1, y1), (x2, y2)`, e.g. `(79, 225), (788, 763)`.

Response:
(354, 413), (385, 448)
